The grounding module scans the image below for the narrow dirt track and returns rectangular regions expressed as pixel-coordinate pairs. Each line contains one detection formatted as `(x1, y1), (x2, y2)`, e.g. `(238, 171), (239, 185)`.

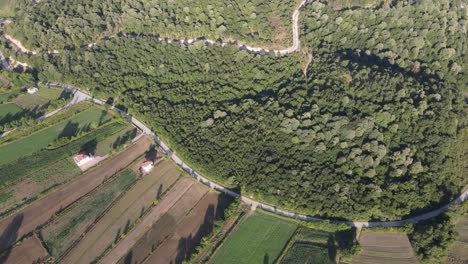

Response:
(0, 137), (151, 253)
(59, 160), (181, 263)
(0, 235), (48, 264)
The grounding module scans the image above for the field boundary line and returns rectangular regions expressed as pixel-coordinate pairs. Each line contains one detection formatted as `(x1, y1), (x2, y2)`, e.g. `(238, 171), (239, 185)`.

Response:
(275, 225), (302, 263)
(52, 152), (147, 262)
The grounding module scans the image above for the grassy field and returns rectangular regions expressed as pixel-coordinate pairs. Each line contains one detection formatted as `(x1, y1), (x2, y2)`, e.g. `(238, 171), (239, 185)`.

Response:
(0, 121), (126, 188)
(13, 87), (63, 109)
(281, 243), (332, 264)
(0, 107), (113, 166)
(0, 0), (16, 17)
(447, 214), (468, 263)
(0, 103), (23, 121)
(211, 212), (298, 264)
(0, 89), (21, 104)
(41, 168), (138, 259)
(94, 125), (137, 156)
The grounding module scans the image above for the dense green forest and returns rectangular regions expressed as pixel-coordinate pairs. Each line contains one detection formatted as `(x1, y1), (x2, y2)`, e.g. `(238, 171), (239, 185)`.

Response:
(5, 0), (298, 50)
(0, 0), (466, 221)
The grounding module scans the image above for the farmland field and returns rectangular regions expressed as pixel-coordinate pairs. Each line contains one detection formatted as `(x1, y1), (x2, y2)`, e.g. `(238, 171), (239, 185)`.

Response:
(0, 136), (152, 253)
(0, 103), (22, 121)
(94, 125), (137, 156)
(351, 232), (419, 264)
(0, 121), (126, 188)
(0, 106), (113, 166)
(62, 160), (182, 263)
(211, 212), (298, 264)
(0, 89), (21, 104)
(281, 243), (332, 264)
(0, 0), (15, 17)
(41, 168), (138, 259)
(13, 86), (63, 109)
(0, 235), (48, 264)
(447, 214), (468, 264)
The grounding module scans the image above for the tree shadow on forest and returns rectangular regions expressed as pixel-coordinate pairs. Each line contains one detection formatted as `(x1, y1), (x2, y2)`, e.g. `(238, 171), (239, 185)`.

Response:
(0, 214), (24, 263)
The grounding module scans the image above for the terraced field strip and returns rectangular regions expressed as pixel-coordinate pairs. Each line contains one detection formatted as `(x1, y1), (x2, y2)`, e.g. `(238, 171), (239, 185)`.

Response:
(147, 191), (228, 263)
(0, 106), (112, 165)
(115, 182), (209, 264)
(351, 232), (419, 264)
(97, 178), (197, 264)
(0, 136), (151, 252)
(59, 160), (181, 263)
(41, 168), (139, 259)
(0, 234), (48, 264)
(210, 212), (298, 264)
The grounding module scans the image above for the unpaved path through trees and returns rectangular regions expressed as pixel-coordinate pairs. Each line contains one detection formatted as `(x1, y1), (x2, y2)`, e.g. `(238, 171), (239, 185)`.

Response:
(0, 137), (151, 252)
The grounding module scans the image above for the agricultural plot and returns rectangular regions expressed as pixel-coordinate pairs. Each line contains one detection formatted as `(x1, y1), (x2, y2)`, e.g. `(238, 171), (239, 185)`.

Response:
(0, 0), (16, 16)
(211, 212), (298, 264)
(0, 103), (22, 121)
(280, 228), (334, 264)
(41, 168), (138, 259)
(0, 120), (125, 189)
(0, 106), (113, 166)
(0, 89), (21, 104)
(94, 125), (137, 156)
(0, 136), (152, 253)
(61, 160), (182, 263)
(447, 214), (468, 264)
(13, 86), (63, 110)
(351, 232), (419, 264)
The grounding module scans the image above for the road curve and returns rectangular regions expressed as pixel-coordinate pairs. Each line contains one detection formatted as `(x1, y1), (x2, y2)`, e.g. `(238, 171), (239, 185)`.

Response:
(2, 0), (308, 56)
(45, 82), (468, 228)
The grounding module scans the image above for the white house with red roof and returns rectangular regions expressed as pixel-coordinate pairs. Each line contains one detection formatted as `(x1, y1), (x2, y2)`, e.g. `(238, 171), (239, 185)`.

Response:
(140, 160), (154, 174)
(74, 152), (93, 166)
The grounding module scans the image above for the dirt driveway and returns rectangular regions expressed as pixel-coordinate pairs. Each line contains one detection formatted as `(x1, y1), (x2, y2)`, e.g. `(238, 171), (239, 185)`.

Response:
(0, 137), (151, 253)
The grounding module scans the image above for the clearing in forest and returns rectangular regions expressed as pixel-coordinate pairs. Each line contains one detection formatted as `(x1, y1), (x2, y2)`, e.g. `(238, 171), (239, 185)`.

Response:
(0, 136), (152, 253)
(210, 212), (298, 264)
(59, 159), (181, 263)
(351, 231), (419, 264)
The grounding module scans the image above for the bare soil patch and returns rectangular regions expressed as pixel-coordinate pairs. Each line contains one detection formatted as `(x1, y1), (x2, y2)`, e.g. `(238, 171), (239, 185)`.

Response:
(351, 232), (419, 264)
(0, 234), (48, 264)
(0, 136), (151, 253)
(147, 191), (228, 263)
(87, 178), (195, 264)
(60, 159), (181, 263)
(114, 182), (208, 264)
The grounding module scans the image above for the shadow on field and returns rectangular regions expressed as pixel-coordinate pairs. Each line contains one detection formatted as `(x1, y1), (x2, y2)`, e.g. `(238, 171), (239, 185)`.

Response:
(173, 193), (234, 264)
(0, 213), (24, 262)
(263, 253), (269, 264)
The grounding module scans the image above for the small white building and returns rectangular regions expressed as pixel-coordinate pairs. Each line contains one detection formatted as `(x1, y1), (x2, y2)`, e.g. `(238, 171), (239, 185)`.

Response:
(27, 87), (38, 94)
(74, 152), (93, 166)
(140, 160), (154, 174)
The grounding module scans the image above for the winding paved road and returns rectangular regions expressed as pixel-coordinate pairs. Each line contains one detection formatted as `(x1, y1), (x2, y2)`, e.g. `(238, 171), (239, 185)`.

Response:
(1, 0), (466, 227)
(44, 82), (468, 228)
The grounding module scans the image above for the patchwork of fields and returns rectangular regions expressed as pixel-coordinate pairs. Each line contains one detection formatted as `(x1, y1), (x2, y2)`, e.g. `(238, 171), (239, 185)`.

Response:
(447, 214), (468, 264)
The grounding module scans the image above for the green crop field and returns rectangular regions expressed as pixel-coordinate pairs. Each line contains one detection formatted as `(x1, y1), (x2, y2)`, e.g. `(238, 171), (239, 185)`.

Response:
(0, 89), (21, 104)
(0, 103), (23, 121)
(448, 214), (468, 263)
(0, 121), (126, 188)
(41, 168), (138, 259)
(13, 87), (64, 109)
(211, 212), (298, 264)
(281, 243), (333, 264)
(94, 125), (137, 156)
(0, 0), (16, 17)
(0, 107), (113, 166)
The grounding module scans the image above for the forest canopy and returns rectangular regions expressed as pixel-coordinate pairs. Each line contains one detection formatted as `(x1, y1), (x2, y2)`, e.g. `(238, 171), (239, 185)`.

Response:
(1, 0), (467, 221)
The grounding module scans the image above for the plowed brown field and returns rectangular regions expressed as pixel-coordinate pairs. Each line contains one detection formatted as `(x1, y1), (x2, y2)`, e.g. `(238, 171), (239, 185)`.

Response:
(60, 159), (181, 263)
(0, 234), (48, 264)
(351, 232), (419, 264)
(0, 137), (151, 253)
